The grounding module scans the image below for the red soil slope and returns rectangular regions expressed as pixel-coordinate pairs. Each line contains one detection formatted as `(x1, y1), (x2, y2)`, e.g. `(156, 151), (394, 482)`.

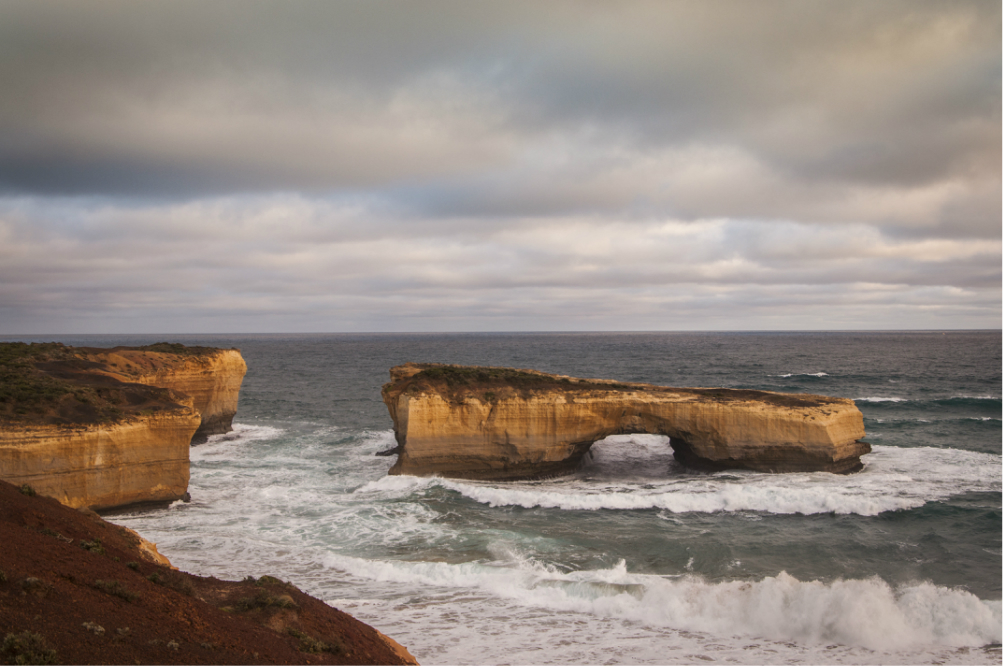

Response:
(0, 480), (416, 665)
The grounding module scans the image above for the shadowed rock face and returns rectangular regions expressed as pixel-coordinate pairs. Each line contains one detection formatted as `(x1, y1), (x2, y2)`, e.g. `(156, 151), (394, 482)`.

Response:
(382, 363), (870, 480)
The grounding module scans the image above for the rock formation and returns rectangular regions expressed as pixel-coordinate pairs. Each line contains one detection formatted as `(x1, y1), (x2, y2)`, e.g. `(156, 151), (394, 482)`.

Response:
(382, 363), (870, 479)
(70, 343), (248, 443)
(0, 342), (246, 510)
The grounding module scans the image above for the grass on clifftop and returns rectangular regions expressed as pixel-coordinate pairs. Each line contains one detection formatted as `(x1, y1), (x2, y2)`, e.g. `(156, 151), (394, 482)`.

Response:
(406, 364), (837, 408)
(133, 342), (221, 356)
(0, 341), (203, 426)
(0, 343), (87, 424)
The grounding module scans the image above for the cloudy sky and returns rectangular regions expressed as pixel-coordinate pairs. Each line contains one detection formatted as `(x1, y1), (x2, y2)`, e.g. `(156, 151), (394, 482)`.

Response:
(0, 0), (999, 334)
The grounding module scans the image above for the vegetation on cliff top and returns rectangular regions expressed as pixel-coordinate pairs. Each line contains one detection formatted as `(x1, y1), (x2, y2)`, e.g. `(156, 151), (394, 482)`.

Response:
(402, 363), (837, 408)
(133, 342), (223, 357)
(0, 342), (213, 426)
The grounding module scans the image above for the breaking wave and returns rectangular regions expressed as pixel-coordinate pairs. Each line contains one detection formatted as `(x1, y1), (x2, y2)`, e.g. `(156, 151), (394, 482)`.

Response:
(324, 554), (1002, 651)
(358, 445), (1000, 516)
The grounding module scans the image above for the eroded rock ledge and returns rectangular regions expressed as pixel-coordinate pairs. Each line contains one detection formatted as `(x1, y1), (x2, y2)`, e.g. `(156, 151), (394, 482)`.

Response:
(0, 342), (247, 510)
(382, 363), (870, 479)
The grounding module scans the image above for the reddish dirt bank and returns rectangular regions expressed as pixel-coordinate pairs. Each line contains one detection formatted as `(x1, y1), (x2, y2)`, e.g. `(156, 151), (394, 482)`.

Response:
(0, 480), (416, 665)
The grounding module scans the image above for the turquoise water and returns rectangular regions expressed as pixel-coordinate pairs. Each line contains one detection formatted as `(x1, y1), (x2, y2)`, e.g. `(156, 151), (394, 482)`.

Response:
(9, 331), (1001, 664)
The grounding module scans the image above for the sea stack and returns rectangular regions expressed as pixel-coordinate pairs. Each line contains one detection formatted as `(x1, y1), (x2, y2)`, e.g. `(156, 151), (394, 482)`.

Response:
(382, 363), (870, 480)
(0, 342), (247, 510)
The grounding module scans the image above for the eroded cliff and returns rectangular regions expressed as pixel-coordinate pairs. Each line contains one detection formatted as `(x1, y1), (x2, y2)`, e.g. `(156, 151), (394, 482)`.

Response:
(382, 363), (870, 479)
(0, 342), (246, 510)
(72, 343), (247, 443)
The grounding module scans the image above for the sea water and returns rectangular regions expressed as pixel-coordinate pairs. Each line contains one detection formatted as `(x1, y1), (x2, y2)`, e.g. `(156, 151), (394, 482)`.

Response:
(10, 331), (1001, 664)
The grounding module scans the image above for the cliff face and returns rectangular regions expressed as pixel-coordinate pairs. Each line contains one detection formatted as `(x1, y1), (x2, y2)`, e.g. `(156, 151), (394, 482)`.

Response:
(0, 403), (201, 511)
(0, 342), (247, 510)
(74, 346), (248, 443)
(382, 364), (869, 479)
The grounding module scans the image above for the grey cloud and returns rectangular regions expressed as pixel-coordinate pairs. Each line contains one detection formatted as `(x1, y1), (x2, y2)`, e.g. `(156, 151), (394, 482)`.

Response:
(1, 196), (997, 334)
(0, 0), (997, 234)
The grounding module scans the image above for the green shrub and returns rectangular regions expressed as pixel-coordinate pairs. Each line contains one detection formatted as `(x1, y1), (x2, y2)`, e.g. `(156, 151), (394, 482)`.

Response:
(254, 575), (284, 587)
(236, 590), (297, 611)
(288, 629), (340, 655)
(79, 539), (104, 555)
(126, 561), (139, 571)
(92, 579), (139, 602)
(19, 485), (35, 497)
(1, 631), (58, 665)
(147, 570), (194, 596)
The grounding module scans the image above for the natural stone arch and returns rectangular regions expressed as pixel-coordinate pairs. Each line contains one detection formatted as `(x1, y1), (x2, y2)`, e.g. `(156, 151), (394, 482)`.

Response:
(381, 364), (870, 480)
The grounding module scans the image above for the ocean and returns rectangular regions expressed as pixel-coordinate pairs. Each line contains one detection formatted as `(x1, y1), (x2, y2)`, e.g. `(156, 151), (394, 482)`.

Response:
(8, 331), (1001, 664)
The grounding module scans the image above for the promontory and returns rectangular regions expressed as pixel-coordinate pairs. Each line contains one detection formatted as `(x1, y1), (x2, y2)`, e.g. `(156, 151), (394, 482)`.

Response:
(382, 363), (870, 479)
(0, 342), (246, 511)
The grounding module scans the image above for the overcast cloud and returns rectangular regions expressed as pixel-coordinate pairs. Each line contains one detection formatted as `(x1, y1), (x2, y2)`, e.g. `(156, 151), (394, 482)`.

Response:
(0, 0), (998, 333)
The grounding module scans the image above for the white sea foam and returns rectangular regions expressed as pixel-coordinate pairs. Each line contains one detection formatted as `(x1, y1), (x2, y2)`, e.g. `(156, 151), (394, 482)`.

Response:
(321, 553), (1002, 652)
(771, 372), (829, 378)
(855, 396), (908, 402)
(206, 423), (285, 443)
(358, 444), (1001, 516)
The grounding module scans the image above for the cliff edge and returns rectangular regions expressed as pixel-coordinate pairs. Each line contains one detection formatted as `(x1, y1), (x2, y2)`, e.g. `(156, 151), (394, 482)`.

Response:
(0, 342), (246, 510)
(0, 479), (417, 665)
(382, 363), (870, 479)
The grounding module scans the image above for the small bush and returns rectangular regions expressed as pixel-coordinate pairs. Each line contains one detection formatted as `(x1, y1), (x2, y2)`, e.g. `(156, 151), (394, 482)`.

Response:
(79, 539), (104, 555)
(236, 590), (297, 612)
(147, 570), (194, 596)
(254, 575), (284, 587)
(288, 629), (340, 655)
(19, 484), (36, 497)
(126, 561), (139, 571)
(21, 578), (51, 598)
(92, 579), (139, 602)
(82, 622), (104, 636)
(1, 631), (58, 665)
(0, 569), (6, 584)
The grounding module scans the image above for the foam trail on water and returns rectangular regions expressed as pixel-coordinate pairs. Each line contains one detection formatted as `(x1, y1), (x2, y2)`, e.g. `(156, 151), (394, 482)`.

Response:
(855, 396), (908, 402)
(771, 372), (829, 378)
(358, 445), (1001, 516)
(321, 553), (1002, 651)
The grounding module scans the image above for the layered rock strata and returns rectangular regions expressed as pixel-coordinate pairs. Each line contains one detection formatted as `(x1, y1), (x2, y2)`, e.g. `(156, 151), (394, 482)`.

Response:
(382, 363), (870, 479)
(0, 342), (246, 510)
(60, 344), (248, 443)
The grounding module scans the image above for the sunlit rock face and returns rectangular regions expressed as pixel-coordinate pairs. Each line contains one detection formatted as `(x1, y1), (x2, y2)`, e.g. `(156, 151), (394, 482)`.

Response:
(382, 363), (869, 480)
(75, 346), (248, 444)
(0, 407), (201, 511)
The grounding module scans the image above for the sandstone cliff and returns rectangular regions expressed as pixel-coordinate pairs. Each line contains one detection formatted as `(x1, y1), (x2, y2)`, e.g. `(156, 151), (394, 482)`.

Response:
(382, 363), (870, 479)
(74, 344), (248, 443)
(0, 342), (246, 510)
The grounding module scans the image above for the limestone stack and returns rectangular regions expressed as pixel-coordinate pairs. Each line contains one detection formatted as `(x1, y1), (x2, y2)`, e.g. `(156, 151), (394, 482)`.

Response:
(382, 363), (869, 479)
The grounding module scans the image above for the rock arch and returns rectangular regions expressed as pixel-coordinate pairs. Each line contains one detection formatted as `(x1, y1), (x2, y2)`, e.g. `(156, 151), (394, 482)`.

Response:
(381, 364), (870, 480)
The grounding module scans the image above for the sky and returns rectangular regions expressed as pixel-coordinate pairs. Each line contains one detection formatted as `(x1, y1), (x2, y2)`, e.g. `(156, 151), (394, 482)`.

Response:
(0, 0), (999, 334)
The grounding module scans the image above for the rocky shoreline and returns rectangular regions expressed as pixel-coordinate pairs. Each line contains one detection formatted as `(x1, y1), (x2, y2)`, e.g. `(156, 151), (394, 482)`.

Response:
(0, 342), (418, 665)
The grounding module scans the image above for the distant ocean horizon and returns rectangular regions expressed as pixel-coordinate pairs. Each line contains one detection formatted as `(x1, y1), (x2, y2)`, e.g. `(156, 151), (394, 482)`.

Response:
(5, 331), (1001, 664)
